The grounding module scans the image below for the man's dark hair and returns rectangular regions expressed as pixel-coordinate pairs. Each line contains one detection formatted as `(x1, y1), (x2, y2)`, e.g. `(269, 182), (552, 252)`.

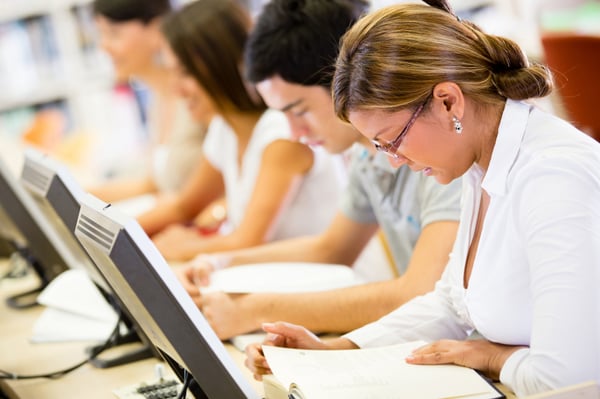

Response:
(93, 0), (171, 24)
(245, 0), (369, 88)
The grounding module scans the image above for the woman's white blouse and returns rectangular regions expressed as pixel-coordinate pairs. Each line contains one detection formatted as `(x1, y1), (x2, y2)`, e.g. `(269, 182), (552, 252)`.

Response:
(202, 109), (346, 240)
(344, 100), (600, 396)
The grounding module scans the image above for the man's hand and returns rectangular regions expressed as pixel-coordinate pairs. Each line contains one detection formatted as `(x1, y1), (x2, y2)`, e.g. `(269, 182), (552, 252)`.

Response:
(201, 291), (262, 339)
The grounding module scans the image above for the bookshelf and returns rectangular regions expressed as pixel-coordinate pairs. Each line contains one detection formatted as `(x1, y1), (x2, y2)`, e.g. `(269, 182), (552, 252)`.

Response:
(0, 0), (116, 141)
(0, 0), (151, 182)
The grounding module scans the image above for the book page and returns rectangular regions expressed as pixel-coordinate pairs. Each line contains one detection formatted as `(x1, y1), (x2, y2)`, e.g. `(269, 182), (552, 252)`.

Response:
(230, 332), (267, 352)
(31, 307), (117, 343)
(37, 269), (117, 322)
(204, 262), (365, 294)
(32, 269), (119, 342)
(112, 194), (156, 217)
(263, 342), (503, 399)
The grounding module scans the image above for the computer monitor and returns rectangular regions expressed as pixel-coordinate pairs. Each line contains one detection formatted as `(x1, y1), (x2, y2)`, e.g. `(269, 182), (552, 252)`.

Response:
(75, 194), (260, 399)
(20, 148), (109, 292)
(0, 153), (68, 307)
(19, 148), (157, 368)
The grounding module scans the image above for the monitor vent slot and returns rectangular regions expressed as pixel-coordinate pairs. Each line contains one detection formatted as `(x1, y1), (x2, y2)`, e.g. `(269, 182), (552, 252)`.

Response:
(22, 163), (50, 192)
(77, 214), (116, 251)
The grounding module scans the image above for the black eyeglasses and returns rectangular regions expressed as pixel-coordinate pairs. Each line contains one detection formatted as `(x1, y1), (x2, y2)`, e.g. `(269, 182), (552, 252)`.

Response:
(371, 96), (429, 159)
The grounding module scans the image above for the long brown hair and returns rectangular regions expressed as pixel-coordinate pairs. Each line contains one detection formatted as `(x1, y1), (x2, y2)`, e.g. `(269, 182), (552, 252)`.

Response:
(333, 0), (553, 122)
(162, 0), (265, 114)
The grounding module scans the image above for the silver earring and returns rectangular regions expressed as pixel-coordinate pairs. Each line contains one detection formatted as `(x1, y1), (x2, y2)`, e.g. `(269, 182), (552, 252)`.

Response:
(452, 116), (463, 134)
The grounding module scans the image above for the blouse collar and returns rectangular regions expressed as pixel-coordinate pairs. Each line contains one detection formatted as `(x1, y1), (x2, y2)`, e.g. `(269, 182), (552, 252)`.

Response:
(482, 99), (532, 196)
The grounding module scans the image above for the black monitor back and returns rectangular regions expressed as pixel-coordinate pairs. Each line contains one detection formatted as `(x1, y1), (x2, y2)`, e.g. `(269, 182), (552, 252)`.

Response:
(20, 149), (109, 292)
(75, 196), (260, 399)
(20, 149), (159, 367)
(0, 154), (67, 290)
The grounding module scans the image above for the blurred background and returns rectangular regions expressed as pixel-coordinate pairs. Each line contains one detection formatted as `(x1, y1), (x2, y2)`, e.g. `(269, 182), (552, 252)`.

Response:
(0, 0), (598, 182)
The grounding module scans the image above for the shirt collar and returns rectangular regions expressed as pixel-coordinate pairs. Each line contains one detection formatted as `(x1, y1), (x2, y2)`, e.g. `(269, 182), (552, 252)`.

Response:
(482, 99), (532, 196)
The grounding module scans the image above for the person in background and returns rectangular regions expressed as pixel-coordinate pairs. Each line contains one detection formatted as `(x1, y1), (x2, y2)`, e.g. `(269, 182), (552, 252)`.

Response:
(91, 0), (207, 205)
(174, 0), (461, 340)
(245, 0), (600, 396)
(138, 0), (346, 261)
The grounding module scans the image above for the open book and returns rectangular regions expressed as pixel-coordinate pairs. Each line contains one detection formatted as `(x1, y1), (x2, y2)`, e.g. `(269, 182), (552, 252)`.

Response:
(205, 262), (365, 294)
(262, 341), (505, 399)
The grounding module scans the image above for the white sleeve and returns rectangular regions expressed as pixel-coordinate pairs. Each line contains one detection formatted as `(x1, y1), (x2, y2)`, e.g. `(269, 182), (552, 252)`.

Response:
(343, 258), (472, 348)
(499, 158), (600, 396)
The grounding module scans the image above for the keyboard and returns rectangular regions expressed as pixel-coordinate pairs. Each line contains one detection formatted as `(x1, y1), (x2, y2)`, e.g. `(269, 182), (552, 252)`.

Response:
(113, 378), (183, 399)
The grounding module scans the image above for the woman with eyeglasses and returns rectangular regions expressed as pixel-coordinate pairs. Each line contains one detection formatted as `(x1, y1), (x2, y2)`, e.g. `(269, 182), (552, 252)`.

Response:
(136, 0), (346, 261)
(245, 0), (600, 396)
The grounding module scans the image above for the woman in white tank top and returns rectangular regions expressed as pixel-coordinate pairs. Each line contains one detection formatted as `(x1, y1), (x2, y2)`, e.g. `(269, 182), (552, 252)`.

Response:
(136, 0), (346, 262)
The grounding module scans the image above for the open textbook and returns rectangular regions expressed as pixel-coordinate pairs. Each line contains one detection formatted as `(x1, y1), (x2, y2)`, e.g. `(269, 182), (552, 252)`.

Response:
(262, 341), (505, 399)
(205, 262), (366, 294)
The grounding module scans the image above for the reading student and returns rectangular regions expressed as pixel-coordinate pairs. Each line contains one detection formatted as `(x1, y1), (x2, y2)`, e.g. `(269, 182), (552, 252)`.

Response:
(175, 0), (461, 340)
(245, 1), (600, 396)
(137, 0), (346, 261)
(91, 0), (205, 202)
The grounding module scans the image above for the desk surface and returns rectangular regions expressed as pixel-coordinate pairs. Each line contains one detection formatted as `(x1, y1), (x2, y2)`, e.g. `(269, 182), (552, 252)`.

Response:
(0, 263), (264, 399)
(0, 261), (516, 399)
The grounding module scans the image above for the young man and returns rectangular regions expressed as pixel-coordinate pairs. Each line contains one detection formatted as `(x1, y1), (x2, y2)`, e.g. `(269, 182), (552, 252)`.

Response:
(176, 0), (462, 340)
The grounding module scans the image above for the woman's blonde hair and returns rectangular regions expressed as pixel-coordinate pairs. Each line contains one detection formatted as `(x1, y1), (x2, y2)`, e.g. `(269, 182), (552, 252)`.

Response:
(333, 0), (553, 122)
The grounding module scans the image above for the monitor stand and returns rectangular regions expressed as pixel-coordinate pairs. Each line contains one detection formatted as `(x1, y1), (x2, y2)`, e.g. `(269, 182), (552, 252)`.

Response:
(4, 285), (44, 309)
(87, 326), (155, 369)
(4, 249), (51, 309)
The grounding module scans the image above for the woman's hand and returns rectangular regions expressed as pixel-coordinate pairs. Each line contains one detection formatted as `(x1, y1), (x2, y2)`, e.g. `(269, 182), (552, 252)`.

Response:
(406, 339), (525, 380)
(244, 321), (356, 380)
(177, 256), (215, 289)
(261, 321), (329, 350)
(244, 343), (271, 381)
(173, 265), (202, 309)
(153, 224), (203, 261)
